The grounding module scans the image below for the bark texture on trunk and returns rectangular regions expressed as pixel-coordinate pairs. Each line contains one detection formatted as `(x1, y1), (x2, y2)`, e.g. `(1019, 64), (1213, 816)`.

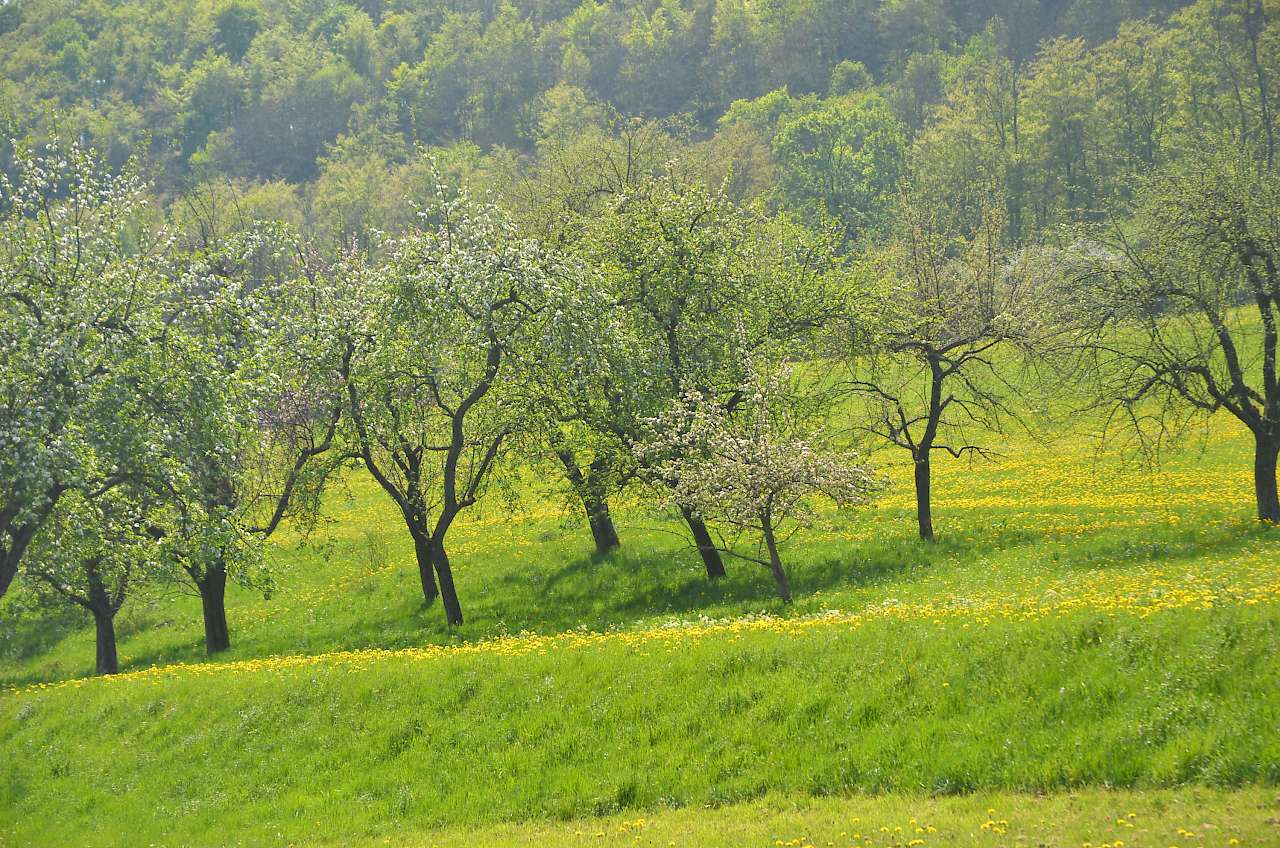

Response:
(197, 563), (231, 655)
(762, 519), (792, 604)
(585, 496), (621, 554)
(93, 609), (119, 675)
(86, 565), (120, 675)
(913, 452), (934, 541)
(1255, 432), (1280, 523)
(431, 542), (464, 626)
(557, 450), (621, 554)
(412, 532), (440, 604)
(682, 508), (726, 579)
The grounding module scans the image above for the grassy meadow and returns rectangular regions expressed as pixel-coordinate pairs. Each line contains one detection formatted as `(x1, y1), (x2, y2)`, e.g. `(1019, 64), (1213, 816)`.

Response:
(2, 411), (1279, 846)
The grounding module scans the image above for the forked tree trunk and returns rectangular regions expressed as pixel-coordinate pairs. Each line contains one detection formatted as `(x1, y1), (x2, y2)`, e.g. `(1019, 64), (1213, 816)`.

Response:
(1255, 432), (1280, 523)
(913, 451), (934, 542)
(411, 531), (440, 604)
(196, 562), (231, 655)
(761, 518), (792, 604)
(431, 541), (464, 626)
(681, 507), (726, 580)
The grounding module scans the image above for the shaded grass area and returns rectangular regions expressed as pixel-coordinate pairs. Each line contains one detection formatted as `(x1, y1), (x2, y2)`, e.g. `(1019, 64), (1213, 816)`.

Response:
(360, 788), (1280, 848)
(2, 602), (1277, 846)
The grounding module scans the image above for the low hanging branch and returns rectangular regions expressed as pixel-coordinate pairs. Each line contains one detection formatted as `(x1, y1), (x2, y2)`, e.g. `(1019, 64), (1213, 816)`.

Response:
(1049, 145), (1280, 522)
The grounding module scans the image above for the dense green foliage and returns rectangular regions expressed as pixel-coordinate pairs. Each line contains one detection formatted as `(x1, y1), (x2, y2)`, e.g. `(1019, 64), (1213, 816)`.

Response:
(3, 0), (1267, 243)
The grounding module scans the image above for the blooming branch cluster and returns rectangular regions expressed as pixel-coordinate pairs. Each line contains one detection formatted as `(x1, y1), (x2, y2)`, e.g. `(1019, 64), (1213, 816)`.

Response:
(636, 361), (880, 599)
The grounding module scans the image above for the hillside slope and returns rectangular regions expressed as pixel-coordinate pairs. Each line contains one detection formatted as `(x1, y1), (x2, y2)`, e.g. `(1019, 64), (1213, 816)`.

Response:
(2, 418), (1279, 846)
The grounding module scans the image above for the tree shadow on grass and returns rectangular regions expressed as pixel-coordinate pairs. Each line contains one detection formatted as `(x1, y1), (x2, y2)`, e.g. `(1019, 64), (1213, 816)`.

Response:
(0, 601), (83, 666)
(12, 507), (1272, 687)
(1055, 521), (1271, 570)
(491, 511), (1276, 635)
(495, 535), (944, 632)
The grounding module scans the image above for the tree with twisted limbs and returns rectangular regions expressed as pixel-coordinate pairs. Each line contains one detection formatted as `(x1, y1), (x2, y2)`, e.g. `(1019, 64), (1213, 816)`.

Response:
(637, 361), (880, 603)
(1054, 144), (1280, 523)
(841, 192), (1048, 541)
(339, 189), (582, 624)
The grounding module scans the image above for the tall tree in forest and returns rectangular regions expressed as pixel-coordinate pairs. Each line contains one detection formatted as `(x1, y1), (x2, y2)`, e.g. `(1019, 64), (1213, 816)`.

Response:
(773, 91), (906, 243)
(909, 23), (1028, 239)
(1171, 0), (1277, 168)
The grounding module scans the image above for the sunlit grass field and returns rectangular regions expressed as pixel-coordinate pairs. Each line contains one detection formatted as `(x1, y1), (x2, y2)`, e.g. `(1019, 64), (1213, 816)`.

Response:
(1, 412), (1278, 846)
(1, 413), (1268, 685)
(336, 789), (1280, 847)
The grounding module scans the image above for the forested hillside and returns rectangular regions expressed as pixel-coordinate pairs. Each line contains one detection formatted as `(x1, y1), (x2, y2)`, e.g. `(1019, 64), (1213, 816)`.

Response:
(0, 0), (1245, 243)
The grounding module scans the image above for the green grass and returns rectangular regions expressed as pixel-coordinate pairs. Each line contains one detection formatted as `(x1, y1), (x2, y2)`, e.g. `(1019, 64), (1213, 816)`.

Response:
(336, 789), (1280, 847)
(0, 415), (1265, 685)
(1, 415), (1278, 846)
(3, 602), (1279, 846)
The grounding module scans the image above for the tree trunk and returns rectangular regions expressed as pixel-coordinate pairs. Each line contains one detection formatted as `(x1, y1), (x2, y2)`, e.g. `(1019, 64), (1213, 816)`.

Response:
(585, 495), (621, 554)
(1255, 432), (1280, 523)
(86, 566), (119, 675)
(92, 608), (119, 675)
(431, 541), (464, 626)
(682, 507), (726, 580)
(0, 554), (16, 603)
(556, 449), (621, 554)
(411, 531), (440, 604)
(196, 563), (231, 655)
(0, 517), (43, 602)
(762, 519), (792, 604)
(913, 452), (935, 541)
